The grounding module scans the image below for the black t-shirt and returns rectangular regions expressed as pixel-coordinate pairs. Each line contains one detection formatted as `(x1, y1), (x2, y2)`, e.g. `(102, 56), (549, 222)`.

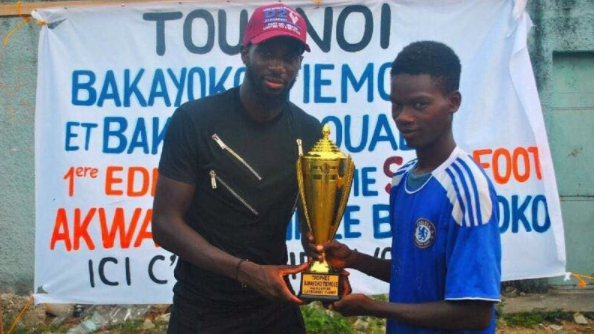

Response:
(159, 87), (322, 306)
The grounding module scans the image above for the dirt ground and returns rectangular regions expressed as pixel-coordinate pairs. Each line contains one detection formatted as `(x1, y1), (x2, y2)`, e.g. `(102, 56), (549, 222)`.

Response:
(497, 322), (592, 333)
(2, 292), (593, 333)
(496, 289), (594, 333)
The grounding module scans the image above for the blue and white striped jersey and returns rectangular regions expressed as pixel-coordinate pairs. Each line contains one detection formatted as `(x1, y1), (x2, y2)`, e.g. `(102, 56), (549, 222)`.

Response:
(387, 147), (501, 334)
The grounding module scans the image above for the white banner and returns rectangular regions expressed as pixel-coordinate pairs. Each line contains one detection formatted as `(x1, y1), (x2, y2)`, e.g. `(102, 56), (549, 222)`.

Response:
(34, 0), (565, 304)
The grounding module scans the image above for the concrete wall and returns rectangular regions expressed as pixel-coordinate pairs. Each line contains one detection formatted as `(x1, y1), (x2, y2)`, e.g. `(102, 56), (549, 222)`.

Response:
(0, 0), (592, 294)
(0, 0), (40, 294)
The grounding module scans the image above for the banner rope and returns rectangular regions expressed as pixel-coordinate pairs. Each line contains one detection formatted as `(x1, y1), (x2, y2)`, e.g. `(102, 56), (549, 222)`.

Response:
(5, 295), (33, 334)
(3, 1), (46, 46)
(565, 272), (594, 288)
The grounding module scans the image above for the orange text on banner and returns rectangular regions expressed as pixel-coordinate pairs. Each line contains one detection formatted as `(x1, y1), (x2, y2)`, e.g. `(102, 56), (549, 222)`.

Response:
(473, 146), (542, 185)
(63, 166), (99, 197)
(50, 207), (156, 251)
(105, 166), (158, 197)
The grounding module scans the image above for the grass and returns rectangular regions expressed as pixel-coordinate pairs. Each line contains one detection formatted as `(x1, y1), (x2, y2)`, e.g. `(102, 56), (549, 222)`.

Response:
(1, 318), (60, 334)
(300, 295), (387, 334)
(301, 303), (354, 334)
(3, 296), (591, 333)
(109, 320), (165, 333)
(499, 308), (574, 328)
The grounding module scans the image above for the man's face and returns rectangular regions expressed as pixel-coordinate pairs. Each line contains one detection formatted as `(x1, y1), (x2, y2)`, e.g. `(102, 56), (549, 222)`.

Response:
(242, 37), (303, 103)
(390, 74), (460, 149)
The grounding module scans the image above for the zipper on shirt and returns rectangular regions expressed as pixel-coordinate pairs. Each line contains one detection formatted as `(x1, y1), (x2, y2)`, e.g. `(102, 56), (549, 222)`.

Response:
(293, 138), (304, 215)
(211, 134), (262, 181)
(296, 138), (303, 156)
(209, 170), (259, 216)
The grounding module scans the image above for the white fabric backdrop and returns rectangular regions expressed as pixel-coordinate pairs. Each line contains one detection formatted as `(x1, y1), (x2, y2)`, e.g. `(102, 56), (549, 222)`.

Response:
(34, 0), (565, 304)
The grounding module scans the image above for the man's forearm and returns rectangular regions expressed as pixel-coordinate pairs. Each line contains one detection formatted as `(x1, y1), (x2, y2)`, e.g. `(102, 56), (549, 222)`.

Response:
(153, 215), (240, 280)
(348, 251), (391, 282)
(368, 299), (494, 331)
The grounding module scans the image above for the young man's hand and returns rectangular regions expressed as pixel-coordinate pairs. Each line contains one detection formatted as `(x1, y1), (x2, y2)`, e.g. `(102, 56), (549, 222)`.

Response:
(329, 293), (376, 316)
(322, 240), (356, 270)
(320, 270), (352, 308)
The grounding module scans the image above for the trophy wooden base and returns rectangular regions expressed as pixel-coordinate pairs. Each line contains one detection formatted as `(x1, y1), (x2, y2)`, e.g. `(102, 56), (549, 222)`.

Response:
(299, 271), (343, 303)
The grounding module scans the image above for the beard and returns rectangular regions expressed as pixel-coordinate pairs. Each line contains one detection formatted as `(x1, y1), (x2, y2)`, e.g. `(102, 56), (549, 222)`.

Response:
(245, 63), (297, 107)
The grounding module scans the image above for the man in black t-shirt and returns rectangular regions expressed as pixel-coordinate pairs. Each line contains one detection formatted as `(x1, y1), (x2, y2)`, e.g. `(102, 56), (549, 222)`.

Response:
(153, 4), (322, 334)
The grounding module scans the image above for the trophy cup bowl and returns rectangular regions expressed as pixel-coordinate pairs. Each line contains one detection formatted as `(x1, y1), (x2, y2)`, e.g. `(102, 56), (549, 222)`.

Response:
(297, 125), (355, 302)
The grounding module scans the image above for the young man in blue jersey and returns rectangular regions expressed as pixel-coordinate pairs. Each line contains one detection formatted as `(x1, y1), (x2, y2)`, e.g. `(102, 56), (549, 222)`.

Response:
(304, 41), (502, 333)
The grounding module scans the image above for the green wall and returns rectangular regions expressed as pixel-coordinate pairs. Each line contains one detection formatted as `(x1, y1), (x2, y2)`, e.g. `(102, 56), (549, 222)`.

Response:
(527, 0), (594, 288)
(0, 0), (592, 294)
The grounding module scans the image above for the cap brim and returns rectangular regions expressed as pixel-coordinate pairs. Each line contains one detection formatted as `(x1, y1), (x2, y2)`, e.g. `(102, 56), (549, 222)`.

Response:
(250, 30), (311, 52)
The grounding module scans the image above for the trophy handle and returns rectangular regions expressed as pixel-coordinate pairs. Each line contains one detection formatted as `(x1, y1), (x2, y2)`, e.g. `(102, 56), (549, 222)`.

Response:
(329, 155), (355, 241)
(296, 156), (313, 234)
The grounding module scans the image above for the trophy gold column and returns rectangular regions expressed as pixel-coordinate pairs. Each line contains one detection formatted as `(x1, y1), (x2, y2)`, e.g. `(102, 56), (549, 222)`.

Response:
(297, 125), (355, 302)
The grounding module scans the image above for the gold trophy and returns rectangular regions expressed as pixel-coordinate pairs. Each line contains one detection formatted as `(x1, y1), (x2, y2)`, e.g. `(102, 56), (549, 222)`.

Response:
(297, 124), (355, 302)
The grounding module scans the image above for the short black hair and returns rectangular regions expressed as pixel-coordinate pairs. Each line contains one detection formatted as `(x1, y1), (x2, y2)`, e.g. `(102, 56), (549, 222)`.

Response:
(390, 41), (461, 94)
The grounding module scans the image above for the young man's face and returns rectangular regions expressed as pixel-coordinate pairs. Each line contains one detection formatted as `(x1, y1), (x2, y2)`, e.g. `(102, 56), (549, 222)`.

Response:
(242, 37), (303, 103)
(390, 74), (460, 150)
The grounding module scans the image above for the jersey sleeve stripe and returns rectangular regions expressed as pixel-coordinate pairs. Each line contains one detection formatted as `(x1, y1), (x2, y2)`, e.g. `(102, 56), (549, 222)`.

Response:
(391, 159), (417, 187)
(450, 162), (477, 227)
(457, 158), (484, 226)
(445, 168), (468, 226)
(436, 148), (495, 227)
(465, 156), (494, 224)
(435, 170), (464, 225)
(392, 171), (406, 187)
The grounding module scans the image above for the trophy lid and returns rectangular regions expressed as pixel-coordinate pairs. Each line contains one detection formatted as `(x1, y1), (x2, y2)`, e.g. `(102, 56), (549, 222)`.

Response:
(305, 125), (347, 160)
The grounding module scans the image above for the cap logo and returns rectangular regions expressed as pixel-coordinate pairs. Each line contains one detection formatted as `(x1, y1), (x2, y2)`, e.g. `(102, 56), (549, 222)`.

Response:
(263, 7), (289, 20)
(260, 7), (301, 34)
(289, 11), (299, 24)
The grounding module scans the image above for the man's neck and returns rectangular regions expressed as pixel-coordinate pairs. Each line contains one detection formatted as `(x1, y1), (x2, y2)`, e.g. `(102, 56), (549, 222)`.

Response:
(414, 136), (456, 175)
(239, 84), (285, 122)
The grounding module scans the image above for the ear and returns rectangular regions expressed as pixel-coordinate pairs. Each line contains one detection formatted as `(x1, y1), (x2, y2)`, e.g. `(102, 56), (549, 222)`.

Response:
(240, 45), (250, 64)
(448, 91), (462, 114)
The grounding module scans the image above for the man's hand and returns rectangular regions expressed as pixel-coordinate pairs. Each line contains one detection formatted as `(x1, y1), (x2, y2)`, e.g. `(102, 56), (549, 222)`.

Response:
(329, 293), (376, 317)
(301, 230), (323, 261)
(241, 262), (309, 304)
(322, 240), (356, 270)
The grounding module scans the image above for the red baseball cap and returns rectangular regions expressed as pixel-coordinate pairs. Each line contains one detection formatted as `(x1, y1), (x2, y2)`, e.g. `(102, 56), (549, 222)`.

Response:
(242, 4), (311, 52)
